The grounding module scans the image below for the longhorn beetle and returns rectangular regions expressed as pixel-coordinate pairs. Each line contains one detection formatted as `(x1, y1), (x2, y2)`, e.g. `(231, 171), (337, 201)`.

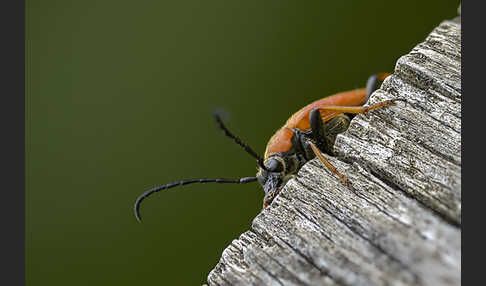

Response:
(134, 73), (404, 221)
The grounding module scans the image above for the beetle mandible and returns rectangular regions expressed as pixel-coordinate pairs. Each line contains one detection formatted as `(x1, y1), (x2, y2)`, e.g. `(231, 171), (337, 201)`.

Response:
(134, 73), (404, 221)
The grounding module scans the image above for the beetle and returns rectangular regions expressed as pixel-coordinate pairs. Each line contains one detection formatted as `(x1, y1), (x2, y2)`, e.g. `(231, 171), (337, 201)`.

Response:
(134, 72), (404, 221)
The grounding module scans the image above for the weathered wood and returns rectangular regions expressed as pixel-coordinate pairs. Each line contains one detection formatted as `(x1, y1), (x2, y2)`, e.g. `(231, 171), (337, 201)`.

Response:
(206, 12), (461, 286)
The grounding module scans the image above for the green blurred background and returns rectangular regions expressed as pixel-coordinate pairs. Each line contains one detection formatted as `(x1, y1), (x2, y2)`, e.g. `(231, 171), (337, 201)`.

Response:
(26, 1), (459, 285)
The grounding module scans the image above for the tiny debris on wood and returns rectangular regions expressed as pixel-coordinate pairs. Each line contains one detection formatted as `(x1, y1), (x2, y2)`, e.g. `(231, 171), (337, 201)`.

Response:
(205, 10), (461, 286)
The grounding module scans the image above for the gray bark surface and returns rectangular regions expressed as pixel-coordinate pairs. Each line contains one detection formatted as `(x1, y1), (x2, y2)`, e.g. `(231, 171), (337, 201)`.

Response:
(206, 12), (461, 286)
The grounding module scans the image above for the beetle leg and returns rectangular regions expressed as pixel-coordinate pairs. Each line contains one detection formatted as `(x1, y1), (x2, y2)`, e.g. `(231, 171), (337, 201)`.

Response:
(309, 108), (332, 156)
(316, 72), (402, 115)
(310, 109), (350, 155)
(307, 141), (351, 187)
(310, 108), (349, 143)
(315, 98), (406, 115)
(309, 108), (325, 141)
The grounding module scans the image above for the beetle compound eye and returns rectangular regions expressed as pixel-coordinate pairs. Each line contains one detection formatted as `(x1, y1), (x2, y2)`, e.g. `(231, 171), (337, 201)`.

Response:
(264, 158), (283, 173)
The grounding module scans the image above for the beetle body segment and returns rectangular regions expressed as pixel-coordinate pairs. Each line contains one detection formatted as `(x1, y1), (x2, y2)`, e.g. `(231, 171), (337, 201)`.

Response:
(258, 88), (369, 208)
(258, 73), (400, 208)
(264, 88), (367, 158)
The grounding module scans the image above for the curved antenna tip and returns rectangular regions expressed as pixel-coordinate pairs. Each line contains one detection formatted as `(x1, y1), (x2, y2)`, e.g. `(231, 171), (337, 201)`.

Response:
(134, 201), (143, 222)
(133, 176), (257, 222)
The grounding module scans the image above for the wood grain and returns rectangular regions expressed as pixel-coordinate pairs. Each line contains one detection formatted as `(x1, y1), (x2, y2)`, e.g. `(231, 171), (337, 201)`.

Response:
(206, 12), (461, 286)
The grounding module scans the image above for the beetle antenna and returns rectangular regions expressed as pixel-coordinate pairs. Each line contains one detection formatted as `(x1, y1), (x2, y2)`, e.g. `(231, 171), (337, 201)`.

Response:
(134, 176), (257, 222)
(213, 113), (267, 170)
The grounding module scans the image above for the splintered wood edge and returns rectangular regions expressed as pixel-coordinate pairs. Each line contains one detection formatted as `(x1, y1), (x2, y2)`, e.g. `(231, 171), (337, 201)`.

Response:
(206, 15), (461, 286)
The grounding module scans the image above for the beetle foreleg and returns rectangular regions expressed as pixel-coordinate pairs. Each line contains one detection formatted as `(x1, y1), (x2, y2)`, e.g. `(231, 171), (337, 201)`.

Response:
(307, 141), (351, 187)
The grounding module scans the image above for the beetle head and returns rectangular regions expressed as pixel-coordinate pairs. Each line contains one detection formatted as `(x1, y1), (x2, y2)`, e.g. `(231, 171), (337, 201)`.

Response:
(257, 155), (298, 208)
